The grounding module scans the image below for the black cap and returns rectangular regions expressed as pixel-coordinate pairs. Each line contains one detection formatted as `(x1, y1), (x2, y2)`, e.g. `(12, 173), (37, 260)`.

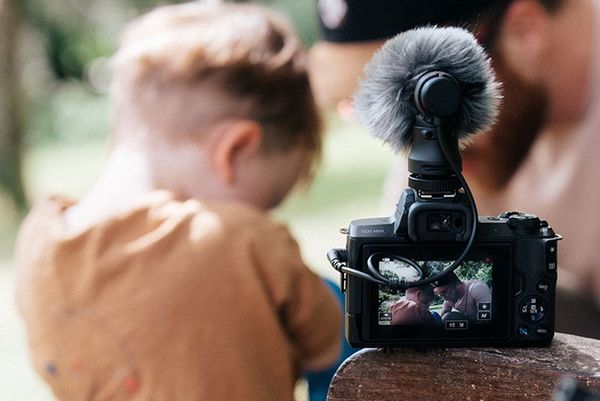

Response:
(435, 272), (460, 287)
(317, 0), (503, 42)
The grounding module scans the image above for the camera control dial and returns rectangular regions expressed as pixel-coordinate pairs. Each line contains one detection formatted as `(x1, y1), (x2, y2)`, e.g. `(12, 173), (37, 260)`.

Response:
(520, 296), (547, 322)
(506, 213), (541, 231)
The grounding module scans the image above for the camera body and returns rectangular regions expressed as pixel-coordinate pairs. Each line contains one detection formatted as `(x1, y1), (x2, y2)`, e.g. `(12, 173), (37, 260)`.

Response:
(336, 31), (561, 348)
(341, 187), (560, 348)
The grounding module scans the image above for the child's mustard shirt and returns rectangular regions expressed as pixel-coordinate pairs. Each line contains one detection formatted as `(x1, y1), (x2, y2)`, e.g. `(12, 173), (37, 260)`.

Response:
(15, 191), (341, 401)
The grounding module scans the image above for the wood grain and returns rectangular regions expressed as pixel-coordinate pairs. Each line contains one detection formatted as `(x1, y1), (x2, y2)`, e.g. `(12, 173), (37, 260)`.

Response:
(327, 333), (600, 401)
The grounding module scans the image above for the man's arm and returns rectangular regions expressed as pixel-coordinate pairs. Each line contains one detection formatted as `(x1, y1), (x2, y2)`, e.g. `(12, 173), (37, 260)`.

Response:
(441, 300), (453, 317)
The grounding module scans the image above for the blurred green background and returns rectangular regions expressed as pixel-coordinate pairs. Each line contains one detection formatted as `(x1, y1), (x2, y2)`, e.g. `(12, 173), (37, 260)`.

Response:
(0, 0), (396, 399)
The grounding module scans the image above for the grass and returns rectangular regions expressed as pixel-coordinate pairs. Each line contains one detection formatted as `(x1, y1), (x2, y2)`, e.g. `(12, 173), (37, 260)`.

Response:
(0, 112), (397, 400)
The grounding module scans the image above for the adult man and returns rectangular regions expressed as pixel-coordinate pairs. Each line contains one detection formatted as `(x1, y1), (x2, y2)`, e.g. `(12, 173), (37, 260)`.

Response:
(390, 285), (439, 325)
(434, 273), (492, 322)
(310, 0), (600, 338)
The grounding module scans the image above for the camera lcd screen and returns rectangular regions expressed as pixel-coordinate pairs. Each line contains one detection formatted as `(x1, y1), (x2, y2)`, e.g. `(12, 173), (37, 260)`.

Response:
(362, 244), (511, 342)
(378, 258), (493, 330)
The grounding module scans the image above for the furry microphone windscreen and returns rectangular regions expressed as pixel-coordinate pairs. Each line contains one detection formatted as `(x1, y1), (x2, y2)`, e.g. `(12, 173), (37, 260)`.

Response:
(354, 26), (502, 153)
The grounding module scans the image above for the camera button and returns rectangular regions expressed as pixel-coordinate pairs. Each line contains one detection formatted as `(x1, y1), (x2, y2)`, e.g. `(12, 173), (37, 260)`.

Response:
(499, 211), (522, 219)
(517, 325), (529, 337)
(519, 296), (547, 322)
(536, 281), (550, 293)
(535, 324), (550, 337)
(477, 311), (492, 320)
(507, 213), (541, 230)
(546, 242), (557, 272)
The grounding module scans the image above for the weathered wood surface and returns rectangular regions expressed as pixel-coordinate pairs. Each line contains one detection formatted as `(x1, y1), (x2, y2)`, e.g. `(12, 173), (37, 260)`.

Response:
(327, 333), (600, 401)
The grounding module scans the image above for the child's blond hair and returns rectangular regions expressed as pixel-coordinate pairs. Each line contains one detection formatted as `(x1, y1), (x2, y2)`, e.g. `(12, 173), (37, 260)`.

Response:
(110, 1), (322, 166)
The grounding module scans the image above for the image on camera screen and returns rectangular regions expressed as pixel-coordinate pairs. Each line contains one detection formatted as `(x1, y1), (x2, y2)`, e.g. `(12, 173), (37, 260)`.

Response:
(378, 258), (493, 330)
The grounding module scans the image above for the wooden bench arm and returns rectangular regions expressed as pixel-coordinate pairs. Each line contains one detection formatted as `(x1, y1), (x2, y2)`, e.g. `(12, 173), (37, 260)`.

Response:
(327, 333), (600, 401)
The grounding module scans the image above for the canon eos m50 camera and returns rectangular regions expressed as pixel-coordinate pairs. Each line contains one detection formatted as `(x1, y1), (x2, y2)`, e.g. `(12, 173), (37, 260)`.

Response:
(327, 27), (561, 348)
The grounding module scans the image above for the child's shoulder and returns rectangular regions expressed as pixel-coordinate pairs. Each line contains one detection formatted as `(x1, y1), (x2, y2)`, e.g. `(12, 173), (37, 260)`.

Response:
(147, 194), (304, 269)
(18, 191), (294, 255)
(150, 192), (295, 245)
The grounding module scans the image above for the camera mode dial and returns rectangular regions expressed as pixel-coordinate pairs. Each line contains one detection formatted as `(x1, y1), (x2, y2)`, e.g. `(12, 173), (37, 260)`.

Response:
(505, 212), (541, 231)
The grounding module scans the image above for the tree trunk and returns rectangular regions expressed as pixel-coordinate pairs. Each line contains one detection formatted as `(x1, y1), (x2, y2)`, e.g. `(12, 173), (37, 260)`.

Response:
(0, 0), (28, 211)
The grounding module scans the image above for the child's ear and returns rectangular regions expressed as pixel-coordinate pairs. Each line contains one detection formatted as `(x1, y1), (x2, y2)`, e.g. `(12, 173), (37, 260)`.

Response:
(213, 120), (263, 185)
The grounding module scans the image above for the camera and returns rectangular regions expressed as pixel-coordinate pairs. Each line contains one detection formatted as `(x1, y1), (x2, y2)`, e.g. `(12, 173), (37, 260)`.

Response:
(330, 201), (560, 348)
(327, 33), (561, 347)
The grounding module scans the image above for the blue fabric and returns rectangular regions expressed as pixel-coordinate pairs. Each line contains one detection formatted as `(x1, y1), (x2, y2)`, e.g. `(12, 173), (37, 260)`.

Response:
(305, 279), (359, 401)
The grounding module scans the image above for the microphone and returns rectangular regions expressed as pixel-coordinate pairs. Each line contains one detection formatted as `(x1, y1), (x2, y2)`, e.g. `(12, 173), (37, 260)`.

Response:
(330, 28), (505, 296)
(354, 26), (502, 154)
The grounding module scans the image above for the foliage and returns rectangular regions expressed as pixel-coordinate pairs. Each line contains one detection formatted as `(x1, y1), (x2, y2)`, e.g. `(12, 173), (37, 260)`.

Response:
(0, 0), (319, 213)
(17, 0), (317, 82)
(456, 260), (493, 289)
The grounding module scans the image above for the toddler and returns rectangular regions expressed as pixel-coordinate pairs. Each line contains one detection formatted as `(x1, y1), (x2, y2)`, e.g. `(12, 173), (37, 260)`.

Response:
(15, 2), (341, 400)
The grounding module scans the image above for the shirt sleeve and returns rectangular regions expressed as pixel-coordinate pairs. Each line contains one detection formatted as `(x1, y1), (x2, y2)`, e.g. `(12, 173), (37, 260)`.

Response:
(442, 300), (453, 314)
(250, 222), (342, 372)
(390, 299), (420, 324)
(470, 281), (492, 305)
(285, 258), (342, 371)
